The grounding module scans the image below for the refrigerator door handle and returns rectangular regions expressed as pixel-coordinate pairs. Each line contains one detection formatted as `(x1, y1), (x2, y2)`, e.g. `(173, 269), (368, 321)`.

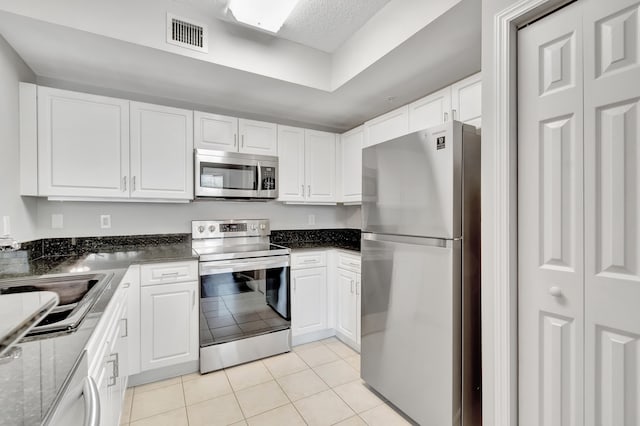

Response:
(362, 232), (453, 248)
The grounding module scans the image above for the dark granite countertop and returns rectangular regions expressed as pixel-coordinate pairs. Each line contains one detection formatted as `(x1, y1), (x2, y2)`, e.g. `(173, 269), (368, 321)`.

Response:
(0, 268), (126, 426)
(0, 234), (198, 425)
(0, 236), (197, 280)
(271, 228), (360, 252)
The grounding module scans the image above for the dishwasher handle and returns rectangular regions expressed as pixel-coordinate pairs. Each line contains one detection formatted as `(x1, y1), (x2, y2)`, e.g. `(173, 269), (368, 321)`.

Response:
(83, 376), (101, 426)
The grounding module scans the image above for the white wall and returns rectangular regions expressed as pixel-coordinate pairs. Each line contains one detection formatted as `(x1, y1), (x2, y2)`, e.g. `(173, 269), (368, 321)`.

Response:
(36, 199), (358, 238)
(0, 35), (37, 242)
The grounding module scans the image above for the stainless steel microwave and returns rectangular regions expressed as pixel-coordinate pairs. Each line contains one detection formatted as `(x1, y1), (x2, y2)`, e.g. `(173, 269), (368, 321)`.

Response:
(194, 149), (278, 199)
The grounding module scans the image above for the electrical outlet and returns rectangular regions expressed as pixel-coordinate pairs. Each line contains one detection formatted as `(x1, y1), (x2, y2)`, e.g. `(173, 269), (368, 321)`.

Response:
(308, 214), (316, 225)
(100, 215), (111, 229)
(51, 214), (63, 229)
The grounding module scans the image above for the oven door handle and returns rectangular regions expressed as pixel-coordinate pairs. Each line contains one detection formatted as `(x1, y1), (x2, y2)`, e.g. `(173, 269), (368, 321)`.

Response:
(200, 257), (290, 275)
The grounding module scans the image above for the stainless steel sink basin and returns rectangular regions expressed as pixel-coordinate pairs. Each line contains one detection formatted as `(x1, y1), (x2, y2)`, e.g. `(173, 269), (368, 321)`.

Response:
(0, 273), (113, 338)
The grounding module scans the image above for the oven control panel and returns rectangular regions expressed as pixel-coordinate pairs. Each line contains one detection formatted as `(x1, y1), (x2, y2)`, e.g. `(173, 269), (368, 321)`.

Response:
(192, 219), (270, 239)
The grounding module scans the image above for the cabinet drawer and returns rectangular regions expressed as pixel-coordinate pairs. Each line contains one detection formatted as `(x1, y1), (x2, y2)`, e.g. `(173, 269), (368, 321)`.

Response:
(140, 261), (198, 286)
(291, 251), (327, 269)
(338, 252), (361, 272)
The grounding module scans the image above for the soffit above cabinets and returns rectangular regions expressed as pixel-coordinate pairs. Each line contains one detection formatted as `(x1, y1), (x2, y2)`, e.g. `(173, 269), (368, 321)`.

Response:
(0, 0), (480, 132)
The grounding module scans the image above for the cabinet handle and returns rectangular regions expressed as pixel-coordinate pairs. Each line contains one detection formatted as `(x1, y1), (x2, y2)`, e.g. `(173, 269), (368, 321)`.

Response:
(444, 112), (448, 122)
(82, 377), (100, 426)
(107, 353), (119, 387)
(356, 280), (361, 296)
(132, 176), (136, 191)
(122, 176), (127, 192)
(302, 259), (316, 263)
(348, 262), (360, 267)
(350, 280), (354, 294)
(241, 134), (245, 148)
(192, 291), (196, 308)
(121, 318), (128, 338)
(234, 134), (237, 148)
(160, 271), (180, 277)
(307, 185), (311, 196)
(293, 278), (296, 292)
(121, 282), (130, 288)
(452, 109), (457, 120)
(301, 185), (305, 197)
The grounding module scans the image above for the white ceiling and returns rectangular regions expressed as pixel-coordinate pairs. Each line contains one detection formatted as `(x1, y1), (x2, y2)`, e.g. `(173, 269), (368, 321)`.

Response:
(0, 0), (480, 132)
(273, 0), (391, 53)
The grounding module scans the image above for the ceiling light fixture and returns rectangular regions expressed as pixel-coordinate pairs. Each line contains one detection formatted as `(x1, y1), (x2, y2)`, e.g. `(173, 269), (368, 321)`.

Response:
(226, 0), (300, 34)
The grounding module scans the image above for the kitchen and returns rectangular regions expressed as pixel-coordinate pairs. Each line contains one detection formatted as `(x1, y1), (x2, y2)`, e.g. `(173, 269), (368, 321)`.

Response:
(2, 0), (638, 425)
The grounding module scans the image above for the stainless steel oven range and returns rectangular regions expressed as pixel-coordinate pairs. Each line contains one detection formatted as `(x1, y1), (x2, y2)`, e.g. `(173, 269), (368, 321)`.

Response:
(192, 219), (291, 373)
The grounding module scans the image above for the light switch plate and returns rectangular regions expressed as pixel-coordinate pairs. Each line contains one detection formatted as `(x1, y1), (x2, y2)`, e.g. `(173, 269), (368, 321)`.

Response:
(308, 214), (316, 225)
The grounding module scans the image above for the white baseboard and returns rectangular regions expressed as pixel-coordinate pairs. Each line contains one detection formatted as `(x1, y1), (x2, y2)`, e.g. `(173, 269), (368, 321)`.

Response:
(127, 360), (199, 387)
(292, 329), (335, 346)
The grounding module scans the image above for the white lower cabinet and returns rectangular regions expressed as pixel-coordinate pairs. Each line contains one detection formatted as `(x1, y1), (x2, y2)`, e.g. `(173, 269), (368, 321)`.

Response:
(291, 267), (328, 337)
(87, 283), (129, 426)
(336, 269), (358, 343)
(140, 280), (198, 371)
(335, 252), (361, 349)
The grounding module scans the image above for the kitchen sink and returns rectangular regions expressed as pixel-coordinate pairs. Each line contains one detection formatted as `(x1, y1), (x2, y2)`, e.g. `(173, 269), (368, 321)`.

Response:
(0, 272), (113, 338)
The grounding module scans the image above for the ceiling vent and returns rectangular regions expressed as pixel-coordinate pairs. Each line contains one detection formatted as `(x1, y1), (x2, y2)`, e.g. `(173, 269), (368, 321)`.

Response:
(166, 13), (208, 53)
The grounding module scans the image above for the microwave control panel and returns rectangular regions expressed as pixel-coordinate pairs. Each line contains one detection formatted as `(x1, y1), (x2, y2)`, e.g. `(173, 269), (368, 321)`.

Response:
(261, 167), (276, 191)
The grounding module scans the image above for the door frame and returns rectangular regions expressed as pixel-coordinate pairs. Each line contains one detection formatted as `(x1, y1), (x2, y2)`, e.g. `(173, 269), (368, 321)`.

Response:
(485, 0), (575, 424)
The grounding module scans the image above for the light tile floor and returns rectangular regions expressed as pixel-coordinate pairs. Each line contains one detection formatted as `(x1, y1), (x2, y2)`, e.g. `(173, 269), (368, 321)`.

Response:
(120, 338), (414, 426)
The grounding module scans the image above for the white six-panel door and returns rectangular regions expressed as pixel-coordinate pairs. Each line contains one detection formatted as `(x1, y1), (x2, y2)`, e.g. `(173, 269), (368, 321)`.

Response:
(583, 0), (640, 424)
(518, 0), (640, 424)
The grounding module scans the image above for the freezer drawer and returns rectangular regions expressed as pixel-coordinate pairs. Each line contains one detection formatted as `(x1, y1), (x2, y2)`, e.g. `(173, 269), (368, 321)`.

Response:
(361, 232), (462, 426)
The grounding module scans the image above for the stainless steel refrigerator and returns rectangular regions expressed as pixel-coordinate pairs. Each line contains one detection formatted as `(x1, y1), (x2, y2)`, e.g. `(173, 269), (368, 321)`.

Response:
(361, 121), (481, 426)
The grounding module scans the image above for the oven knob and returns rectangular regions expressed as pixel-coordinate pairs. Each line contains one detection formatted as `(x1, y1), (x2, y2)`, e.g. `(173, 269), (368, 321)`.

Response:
(198, 225), (205, 233)
(259, 223), (266, 230)
(250, 224), (257, 231)
(209, 225), (216, 232)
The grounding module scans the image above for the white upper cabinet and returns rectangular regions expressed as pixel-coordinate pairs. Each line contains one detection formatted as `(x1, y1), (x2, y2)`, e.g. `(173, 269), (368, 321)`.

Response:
(194, 114), (277, 156)
(451, 72), (482, 128)
(277, 126), (337, 204)
(409, 86), (452, 132)
(340, 125), (363, 204)
(37, 86), (130, 198)
(130, 102), (193, 200)
(277, 125), (305, 202)
(194, 112), (238, 151)
(364, 105), (409, 148)
(238, 118), (278, 156)
(305, 130), (336, 203)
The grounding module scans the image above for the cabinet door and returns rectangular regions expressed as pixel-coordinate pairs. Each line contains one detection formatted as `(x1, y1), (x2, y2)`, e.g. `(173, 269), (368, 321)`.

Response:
(291, 267), (327, 336)
(194, 111), (238, 151)
(130, 102), (193, 200)
(336, 269), (357, 342)
(277, 125), (305, 202)
(451, 72), (482, 128)
(341, 126), (363, 203)
(140, 281), (198, 371)
(364, 105), (409, 148)
(408, 87), (452, 132)
(304, 130), (336, 203)
(37, 86), (130, 197)
(238, 119), (278, 156)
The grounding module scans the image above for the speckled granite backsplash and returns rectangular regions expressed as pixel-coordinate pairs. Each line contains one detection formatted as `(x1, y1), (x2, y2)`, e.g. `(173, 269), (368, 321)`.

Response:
(23, 233), (191, 258)
(271, 229), (361, 251)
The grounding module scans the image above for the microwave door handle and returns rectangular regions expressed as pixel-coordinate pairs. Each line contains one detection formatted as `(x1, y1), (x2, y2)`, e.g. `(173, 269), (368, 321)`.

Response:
(256, 161), (262, 196)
